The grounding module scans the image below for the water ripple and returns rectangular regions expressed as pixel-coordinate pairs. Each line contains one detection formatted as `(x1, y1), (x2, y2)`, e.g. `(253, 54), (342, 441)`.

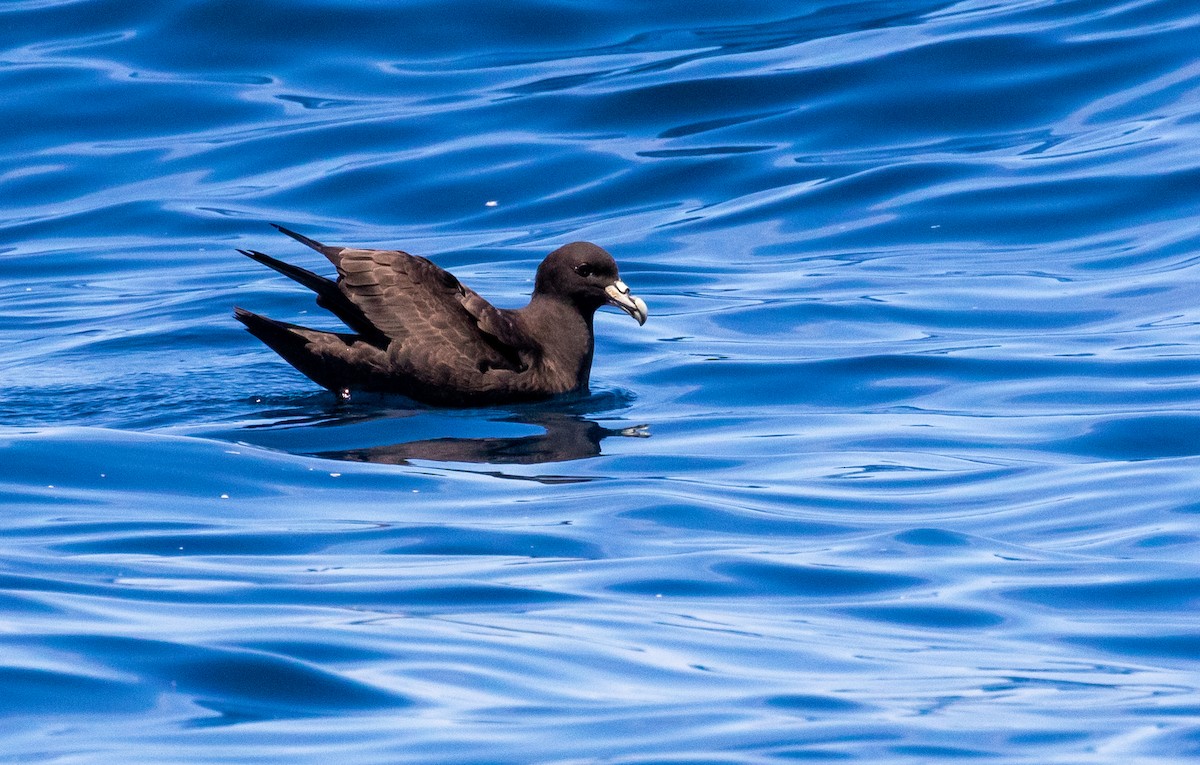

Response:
(4, 0), (1200, 762)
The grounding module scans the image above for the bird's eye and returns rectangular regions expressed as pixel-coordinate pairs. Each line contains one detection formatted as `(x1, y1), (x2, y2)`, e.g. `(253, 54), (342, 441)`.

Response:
(574, 263), (595, 278)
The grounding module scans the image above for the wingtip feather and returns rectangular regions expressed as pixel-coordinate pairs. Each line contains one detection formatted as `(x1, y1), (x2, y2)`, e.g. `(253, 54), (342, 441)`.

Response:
(272, 223), (327, 252)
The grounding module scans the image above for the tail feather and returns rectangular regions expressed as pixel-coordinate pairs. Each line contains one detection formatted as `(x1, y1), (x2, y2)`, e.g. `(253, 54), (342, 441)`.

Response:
(234, 307), (369, 393)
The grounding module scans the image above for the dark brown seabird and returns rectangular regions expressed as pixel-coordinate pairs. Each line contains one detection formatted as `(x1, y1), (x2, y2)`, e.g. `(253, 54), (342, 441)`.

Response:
(233, 225), (648, 407)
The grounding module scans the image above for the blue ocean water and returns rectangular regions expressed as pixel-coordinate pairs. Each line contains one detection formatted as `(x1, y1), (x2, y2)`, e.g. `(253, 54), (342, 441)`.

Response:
(3, 0), (1200, 761)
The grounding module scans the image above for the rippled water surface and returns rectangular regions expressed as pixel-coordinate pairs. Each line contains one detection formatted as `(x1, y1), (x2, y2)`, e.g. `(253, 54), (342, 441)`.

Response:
(3, 0), (1200, 761)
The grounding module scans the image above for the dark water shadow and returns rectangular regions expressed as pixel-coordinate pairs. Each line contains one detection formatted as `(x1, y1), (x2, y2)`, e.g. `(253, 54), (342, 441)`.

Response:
(215, 388), (648, 477)
(318, 411), (649, 469)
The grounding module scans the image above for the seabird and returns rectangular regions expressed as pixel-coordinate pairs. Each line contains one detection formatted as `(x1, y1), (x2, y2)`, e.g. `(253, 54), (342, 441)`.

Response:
(234, 225), (648, 406)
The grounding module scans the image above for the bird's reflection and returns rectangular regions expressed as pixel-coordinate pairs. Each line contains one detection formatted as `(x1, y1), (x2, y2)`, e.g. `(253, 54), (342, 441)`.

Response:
(231, 389), (648, 478)
(316, 411), (648, 468)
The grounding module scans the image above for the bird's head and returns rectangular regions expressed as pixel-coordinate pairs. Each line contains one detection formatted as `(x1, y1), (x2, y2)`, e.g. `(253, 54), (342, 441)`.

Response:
(534, 242), (648, 325)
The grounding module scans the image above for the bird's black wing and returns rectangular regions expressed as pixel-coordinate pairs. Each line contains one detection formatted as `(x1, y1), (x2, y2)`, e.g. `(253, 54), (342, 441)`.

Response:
(272, 226), (534, 372)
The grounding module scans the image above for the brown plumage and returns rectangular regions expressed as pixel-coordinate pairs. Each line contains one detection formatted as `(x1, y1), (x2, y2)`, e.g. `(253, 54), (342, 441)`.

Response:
(234, 225), (647, 406)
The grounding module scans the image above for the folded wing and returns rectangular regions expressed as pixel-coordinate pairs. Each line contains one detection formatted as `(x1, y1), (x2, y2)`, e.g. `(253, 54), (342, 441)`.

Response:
(266, 226), (533, 373)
